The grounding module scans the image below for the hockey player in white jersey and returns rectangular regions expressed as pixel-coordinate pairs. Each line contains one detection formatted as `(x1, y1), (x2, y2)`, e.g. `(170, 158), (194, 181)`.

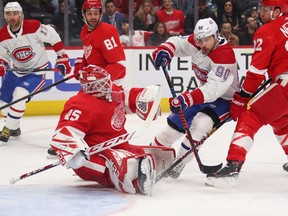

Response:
(151, 18), (239, 178)
(0, 2), (71, 143)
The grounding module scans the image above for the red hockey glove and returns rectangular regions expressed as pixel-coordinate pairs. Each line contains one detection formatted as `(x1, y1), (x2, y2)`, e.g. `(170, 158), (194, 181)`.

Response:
(56, 54), (71, 75)
(73, 57), (87, 80)
(152, 42), (175, 68)
(230, 92), (250, 121)
(169, 91), (193, 113)
(0, 64), (6, 77)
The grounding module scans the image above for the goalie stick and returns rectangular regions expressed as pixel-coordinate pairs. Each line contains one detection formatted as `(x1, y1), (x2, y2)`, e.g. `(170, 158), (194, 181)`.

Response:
(161, 63), (223, 174)
(155, 77), (272, 183)
(9, 87), (161, 184)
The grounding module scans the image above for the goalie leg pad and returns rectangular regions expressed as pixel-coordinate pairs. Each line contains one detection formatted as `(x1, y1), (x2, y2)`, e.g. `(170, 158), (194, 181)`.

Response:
(142, 146), (175, 177)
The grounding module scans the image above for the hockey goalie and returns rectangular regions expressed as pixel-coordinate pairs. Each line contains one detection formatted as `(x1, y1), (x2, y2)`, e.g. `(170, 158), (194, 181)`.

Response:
(50, 65), (175, 196)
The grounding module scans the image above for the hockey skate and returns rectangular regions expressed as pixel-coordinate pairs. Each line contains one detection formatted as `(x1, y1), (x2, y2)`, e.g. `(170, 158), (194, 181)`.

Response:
(205, 160), (243, 187)
(167, 161), (185, 179)
(137, 156), (155, 196)
(0, 126), (21, 142)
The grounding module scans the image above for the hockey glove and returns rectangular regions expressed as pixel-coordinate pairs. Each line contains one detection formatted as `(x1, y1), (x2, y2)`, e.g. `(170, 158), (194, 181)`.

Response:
(169, 91), (193, 113)
(0, 60), (8, 77)
(152, 43), (175, 68)
(56, 54), (71, 75)
(73, 57), (87, 80)
(230, 92), (250, 121)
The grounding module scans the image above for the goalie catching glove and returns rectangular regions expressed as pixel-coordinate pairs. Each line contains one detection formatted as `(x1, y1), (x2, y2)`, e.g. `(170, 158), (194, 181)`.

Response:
(50, 126), (89, 169)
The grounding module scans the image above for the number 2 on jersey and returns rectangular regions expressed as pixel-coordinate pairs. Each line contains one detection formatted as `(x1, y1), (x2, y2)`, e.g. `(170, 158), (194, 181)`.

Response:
(104, 37), (118, 50)
(64, 109), (82, 121)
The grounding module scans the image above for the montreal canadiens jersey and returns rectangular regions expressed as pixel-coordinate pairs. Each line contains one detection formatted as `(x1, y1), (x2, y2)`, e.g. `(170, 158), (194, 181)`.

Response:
(80, 22), (126, 82)
(0, 19), (64, 75)
(56, 86), (127, 146)
(165, 34), (239, 102)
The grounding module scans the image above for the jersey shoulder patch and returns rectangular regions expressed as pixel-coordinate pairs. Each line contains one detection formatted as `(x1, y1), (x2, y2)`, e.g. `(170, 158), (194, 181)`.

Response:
(0, 25), (12, 41)
(208, 44), (236, 64)
(22, 20), (41, 35)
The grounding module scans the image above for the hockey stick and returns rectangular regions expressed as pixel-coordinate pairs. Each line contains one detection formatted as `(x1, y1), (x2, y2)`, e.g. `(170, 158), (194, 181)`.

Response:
(0, 73), (76, 111)
(9, 161), (60, 184)
(155, 77), (272, 182)
(9, 87), (161, 184)
(161, 63), (223, 174)
(155, 114), (231, 183)
(7, 68), (61, 73)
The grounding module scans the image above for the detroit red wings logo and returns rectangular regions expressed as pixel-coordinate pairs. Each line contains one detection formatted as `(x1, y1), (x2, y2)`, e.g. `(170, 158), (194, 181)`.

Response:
(83, 45), (92, 59)
(12, 46), (35, 63)
(111, 103), (125, 131)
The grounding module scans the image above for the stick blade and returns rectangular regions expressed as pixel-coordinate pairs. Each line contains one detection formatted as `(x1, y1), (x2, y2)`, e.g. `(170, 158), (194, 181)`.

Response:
(200, 163), (223, 174)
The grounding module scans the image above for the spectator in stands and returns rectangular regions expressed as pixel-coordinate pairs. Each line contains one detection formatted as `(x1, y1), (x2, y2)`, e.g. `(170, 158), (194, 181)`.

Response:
(184, 0), (218, 35)
(217, 0), (242, 33)
(119, 19), (152, 46)
(173, 0), (194, 17)
(237, 16), (257, 46)
(147, 21), (171, 46)
(219, 21), (239, 46)
(157, 0), (185, 36)
(49, 0), (82, 43)
(102, 0), (127, 35)
(136, 0), (162, 14)
(243, 6), (262, 30)
(133, 0), (158, 32)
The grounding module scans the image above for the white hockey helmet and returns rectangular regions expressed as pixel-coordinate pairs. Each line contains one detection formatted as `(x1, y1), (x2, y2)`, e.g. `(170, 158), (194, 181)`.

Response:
(4, 2), (23, 19)
(194, 18), (220, 44)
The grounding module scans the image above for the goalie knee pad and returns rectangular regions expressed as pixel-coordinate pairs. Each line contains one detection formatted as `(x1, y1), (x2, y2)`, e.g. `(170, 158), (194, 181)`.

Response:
(135, 85), (161, 120)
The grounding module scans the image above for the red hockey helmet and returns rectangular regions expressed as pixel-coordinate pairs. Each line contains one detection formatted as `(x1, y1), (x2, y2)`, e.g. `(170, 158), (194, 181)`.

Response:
(82, 0), (102, 13)
(260, 0), (288, 13)
(79, 65), (112, 96)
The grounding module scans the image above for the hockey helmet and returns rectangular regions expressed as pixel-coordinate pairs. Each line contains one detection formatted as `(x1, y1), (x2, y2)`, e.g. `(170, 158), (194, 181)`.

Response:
(82, 0), (102, 13)
(79, 65), (112, 97)
(260, 0), (288, 13)
(4, 2), (24, 21)
(194, 18), (220, 44)
(4, 2), (23, 13)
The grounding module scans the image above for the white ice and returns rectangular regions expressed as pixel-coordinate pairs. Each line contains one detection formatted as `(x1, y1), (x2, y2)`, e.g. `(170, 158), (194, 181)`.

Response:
(0, 113), (287, 216)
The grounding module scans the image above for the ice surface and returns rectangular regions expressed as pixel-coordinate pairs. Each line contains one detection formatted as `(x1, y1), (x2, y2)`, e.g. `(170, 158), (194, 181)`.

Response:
(0, 114), (287, 216)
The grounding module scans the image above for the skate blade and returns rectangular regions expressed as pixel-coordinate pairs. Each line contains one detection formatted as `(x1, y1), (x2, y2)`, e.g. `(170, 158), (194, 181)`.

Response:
(205, 175), (238, 188)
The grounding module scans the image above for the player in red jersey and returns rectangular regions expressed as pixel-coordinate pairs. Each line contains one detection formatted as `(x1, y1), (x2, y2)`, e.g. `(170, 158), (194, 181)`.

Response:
(0, 2), (71, 143)
(206, 0), (288, 187)
(73, 0), (125, 84)
(50, 65), (174, 196)
(151, 18), (239, 179)
(47, 0), (161, 158)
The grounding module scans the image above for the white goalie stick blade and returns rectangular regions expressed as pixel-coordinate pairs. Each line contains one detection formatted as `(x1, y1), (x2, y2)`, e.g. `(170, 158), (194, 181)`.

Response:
(89, 86), (161, 156)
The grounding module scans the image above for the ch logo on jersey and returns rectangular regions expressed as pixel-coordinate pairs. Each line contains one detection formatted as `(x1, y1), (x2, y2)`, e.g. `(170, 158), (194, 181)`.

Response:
(12, 46), (35, 63)
(192, 63), (208, 83)
(83, 45), (92, 59)
(111, 103), (125, 131)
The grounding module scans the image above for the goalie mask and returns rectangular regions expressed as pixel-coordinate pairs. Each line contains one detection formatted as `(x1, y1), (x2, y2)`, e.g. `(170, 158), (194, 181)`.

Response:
(79, 65), (112, 100)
